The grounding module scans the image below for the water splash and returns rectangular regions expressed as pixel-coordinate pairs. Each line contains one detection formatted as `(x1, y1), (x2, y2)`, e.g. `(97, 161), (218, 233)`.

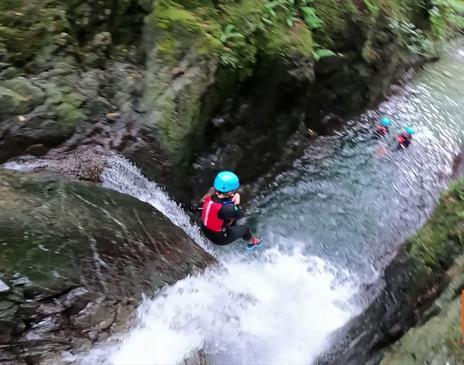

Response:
(65, 155), (360, 365)
(86, 245), (357, 365)
(2, 158), (49, 171)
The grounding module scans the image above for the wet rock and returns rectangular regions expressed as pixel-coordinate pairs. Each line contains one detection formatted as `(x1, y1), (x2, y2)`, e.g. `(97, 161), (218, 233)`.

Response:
(0, 169), (215, 362)
(380, 256), (464, 365)
(184, 351), (210, 365)
(0, 304), (18, 322)
(5, 149), (108, 183)
(27, 316), (65, 338)
(37, 301), (66, 316)
(62, 287), (91, 312)
(0, 77), (45, 116)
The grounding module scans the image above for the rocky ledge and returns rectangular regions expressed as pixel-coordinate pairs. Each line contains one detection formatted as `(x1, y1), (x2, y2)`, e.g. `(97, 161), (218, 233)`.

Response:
(0, 169), (215, 364)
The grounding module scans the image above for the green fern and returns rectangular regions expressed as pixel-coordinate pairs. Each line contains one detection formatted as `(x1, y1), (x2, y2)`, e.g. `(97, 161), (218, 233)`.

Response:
(313, 47), (336, 61)
(220, 24), (245, 44)
(301, 6), (322, 29)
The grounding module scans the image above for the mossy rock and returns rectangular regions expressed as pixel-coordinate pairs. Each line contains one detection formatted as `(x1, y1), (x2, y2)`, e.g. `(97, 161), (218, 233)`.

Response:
(380, 254), (464, 365)
(44, 85), (87, 127)
(0, 77), (45, 116)
(0, 0), (70, 66)
(407, 180), (464, 271)
(381, 297), (464, 365)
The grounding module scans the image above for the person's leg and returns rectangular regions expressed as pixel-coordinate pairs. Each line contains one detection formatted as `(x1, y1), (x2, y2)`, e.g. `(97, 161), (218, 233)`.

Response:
(202, 225), (253, 246)
(225, 225), (252, 242)
(202, 229), (227, 246)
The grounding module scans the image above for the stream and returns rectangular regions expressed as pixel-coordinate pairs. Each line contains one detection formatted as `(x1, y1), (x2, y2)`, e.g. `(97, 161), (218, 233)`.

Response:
(84, 40), (464, 364)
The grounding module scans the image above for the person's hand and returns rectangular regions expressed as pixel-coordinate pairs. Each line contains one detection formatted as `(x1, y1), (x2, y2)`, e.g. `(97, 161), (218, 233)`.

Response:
(232, 193), (240, 205)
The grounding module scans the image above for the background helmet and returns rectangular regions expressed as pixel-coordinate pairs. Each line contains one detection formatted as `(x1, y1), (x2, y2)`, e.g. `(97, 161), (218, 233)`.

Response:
(405, 127), (416, 135)
(380, 117), (392, 127)
(214, 171), (240, 193)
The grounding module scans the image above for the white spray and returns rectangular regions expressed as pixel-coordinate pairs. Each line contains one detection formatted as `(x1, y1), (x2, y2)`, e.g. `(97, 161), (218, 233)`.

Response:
(91, 155), (360, 365)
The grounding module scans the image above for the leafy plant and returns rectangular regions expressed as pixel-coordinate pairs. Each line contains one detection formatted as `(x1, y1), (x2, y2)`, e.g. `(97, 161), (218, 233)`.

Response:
(363, 0), (379, 14)
(220, 51), (240, 68)
(429, 0), (464, 38)
(389, 19), (436, 56)
(301, 6), (322, 29)
(220, 24), (245, 44)
(260, 0), (323, 30)
(313, 44), (336, 61)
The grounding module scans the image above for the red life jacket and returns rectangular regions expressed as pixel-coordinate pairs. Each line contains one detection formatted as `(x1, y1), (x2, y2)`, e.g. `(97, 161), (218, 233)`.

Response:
(201, 196), (225, 232)
(397, 133), (411, 146)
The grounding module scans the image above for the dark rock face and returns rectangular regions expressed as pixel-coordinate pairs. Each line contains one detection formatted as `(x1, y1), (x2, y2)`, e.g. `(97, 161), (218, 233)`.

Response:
(379, 255), (464, 365)
(0, 1), (443, 205)
(0, 169), (215, 363)
(189, 55), (314, 199)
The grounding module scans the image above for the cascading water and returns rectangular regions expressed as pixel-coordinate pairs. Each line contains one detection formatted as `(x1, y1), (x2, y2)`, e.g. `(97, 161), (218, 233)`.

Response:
(101, 155), (212, 254)
(93, 155), (359, 365)
(89, 40), (464, 365)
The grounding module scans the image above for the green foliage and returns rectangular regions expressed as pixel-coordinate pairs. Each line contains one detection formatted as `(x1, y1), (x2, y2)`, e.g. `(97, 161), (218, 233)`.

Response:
(363, 0), (380, 14)
(146, 0), (463, 74)
(259, 0), (323, 31)
(389, 19), (437, 56)
(220, 24), (245, 44)
(428, 0), (464, 38)
(301, 6), (323, 29)
(313, 47), (336, 61)
(407, 179), (464, 270)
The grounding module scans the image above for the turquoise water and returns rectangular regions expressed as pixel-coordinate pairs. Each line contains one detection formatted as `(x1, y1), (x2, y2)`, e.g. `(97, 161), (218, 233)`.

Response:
(256, 40), (464, 283)
(85, 40), (464, 365)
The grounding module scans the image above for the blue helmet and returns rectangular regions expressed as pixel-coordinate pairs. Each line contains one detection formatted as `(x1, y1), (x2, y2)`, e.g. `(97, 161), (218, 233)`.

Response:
(405, 127), (416, 135)
(380, 117), (392, 127)
(214, 171), (240, 193)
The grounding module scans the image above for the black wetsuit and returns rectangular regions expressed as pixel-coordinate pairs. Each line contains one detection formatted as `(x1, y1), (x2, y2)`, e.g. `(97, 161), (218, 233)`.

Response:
(201, 196), (252, 246)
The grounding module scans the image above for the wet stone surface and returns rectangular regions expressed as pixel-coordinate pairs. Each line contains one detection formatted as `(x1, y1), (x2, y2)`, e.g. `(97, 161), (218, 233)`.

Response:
(0, 169), (215, 364)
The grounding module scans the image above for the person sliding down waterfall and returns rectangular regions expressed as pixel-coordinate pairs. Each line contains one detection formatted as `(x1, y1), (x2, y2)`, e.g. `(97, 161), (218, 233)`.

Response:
(375, 116), (392, 137)
(397, 127), (415, 149)
(200, 171), (262, 250)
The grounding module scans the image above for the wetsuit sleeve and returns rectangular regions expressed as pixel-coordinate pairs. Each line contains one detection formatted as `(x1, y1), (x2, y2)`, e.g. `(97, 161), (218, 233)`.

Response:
(218, 204), (244, 220)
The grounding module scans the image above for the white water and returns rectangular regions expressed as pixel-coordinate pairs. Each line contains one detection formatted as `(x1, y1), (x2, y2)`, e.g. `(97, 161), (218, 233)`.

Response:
(84, 155), (360, 365)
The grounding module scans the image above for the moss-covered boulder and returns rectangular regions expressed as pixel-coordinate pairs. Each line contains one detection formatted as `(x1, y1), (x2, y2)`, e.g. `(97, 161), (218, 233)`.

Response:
(0, 77), (45, 116)
(0, 168), (214, 363)
(0, 0), (148, 166)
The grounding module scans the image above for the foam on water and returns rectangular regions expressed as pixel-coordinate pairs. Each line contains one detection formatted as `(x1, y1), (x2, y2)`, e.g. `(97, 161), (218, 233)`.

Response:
(110, 250), (356, 365)
(84, 155), (360, 365)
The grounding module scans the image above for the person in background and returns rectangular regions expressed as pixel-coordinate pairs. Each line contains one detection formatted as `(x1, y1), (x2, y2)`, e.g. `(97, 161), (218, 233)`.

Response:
(200, 171), (262, 250)
(397, 127), (415, 149)
(375, 116), (392, 137)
